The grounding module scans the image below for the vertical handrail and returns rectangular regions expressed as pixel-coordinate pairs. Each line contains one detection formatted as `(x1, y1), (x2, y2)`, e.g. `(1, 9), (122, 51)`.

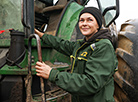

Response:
(21, 0), (34, 38)
(27, 34), (46, 102)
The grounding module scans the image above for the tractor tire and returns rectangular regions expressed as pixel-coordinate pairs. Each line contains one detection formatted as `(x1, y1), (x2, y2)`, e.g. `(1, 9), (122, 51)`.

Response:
(114, 19), (138, 102)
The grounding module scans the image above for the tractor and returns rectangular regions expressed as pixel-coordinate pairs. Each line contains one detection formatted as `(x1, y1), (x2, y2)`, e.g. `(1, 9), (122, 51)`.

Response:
(0, 0), (137, 102)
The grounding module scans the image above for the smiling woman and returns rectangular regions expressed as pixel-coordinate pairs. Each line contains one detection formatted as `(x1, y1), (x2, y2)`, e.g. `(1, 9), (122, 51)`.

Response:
(78, 7), (102, 40)
(79, 13), (99, 40)
(35, 6), (118, 102)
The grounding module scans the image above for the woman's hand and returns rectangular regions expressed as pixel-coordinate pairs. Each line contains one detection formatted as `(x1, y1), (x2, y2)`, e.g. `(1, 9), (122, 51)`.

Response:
(35, 61), (52, 79)
(35, 29), (44, 38)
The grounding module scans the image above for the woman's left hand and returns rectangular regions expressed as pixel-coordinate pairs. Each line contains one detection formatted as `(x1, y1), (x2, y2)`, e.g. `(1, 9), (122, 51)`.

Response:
(35, 29), (44, 38)
(35, 61), (52, 79)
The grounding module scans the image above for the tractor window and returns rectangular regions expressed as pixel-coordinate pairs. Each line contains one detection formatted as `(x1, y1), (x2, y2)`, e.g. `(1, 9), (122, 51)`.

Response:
(99, 0), (116, 12)
(82, 0), (119, 27)
(98, 0), (119, 26)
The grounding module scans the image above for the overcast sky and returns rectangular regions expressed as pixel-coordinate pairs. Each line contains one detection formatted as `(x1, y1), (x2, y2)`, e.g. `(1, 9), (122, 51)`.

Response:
(115, 0), (138, 30)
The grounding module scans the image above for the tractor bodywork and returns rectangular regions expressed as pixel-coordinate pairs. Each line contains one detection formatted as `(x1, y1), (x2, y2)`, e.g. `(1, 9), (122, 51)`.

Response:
(1, 0), (133, 102)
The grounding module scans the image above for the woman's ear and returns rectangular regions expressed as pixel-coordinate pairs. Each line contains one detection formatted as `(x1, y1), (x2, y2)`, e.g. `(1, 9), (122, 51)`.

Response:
(97, 25), (99, 30)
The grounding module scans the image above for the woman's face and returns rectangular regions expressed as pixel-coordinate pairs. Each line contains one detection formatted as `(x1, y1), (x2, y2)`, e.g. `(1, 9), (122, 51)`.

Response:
(79, 13), (99, 40)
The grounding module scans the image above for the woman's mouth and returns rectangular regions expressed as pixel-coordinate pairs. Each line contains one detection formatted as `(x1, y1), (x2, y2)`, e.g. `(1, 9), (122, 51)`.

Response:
(82, 28), (89, 31)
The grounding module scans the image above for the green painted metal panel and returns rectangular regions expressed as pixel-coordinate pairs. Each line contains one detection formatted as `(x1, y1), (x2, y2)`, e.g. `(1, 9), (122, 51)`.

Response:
(0, 39), (10, 47)
(0, 0), (23, 39)
(57, 2), (84, 40)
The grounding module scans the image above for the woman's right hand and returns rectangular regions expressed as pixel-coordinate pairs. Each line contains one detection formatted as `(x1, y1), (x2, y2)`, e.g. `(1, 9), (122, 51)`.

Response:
(35, 61), (52, 79)
(35, 29), (44, 38)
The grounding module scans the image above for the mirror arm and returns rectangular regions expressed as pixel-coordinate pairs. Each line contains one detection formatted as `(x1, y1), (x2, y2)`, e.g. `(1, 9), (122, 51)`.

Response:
(102, 6), (116, 16)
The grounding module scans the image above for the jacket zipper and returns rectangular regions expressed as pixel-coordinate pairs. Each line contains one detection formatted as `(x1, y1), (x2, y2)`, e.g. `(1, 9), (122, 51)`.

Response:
(71, 42), (87, 73)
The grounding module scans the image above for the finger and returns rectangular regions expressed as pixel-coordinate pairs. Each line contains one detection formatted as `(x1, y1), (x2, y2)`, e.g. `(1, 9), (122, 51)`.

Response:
(34, 29), (39, 33)
(36, 61), (43, 66)
(35, 65), (43, 70)
(36, 69), (44, 76)
(36, 72), (42, 77)
(36, 68), (42, 72)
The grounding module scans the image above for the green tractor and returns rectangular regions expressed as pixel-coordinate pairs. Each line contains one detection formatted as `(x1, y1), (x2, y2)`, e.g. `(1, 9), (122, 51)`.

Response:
(0, 0), (137, 102)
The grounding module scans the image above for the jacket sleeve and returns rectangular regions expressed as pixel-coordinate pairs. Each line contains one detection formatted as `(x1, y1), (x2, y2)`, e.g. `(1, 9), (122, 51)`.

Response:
(41, 34), (76, 56)
(48, 40), (118, 96)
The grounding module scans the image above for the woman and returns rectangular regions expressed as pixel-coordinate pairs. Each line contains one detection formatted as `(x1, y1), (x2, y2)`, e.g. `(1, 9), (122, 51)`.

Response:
(35, 7), (118, 102)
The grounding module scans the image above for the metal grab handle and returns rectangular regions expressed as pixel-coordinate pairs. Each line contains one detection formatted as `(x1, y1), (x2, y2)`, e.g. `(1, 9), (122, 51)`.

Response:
(28, 34), (46, 102)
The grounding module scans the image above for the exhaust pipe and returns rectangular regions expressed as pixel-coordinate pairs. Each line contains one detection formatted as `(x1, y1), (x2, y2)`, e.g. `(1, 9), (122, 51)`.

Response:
(6, 29), (26, 68)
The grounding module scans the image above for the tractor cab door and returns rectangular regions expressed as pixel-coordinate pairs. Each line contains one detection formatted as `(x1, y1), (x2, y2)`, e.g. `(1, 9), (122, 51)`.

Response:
(86, 0), (119, 27)
(97, 0), (119, 27)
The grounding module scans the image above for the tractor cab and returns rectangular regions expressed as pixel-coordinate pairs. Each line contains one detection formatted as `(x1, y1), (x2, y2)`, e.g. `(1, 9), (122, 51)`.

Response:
(0, 0), (119, 102)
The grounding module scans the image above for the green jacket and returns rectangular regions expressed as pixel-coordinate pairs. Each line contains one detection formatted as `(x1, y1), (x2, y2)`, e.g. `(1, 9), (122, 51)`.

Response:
(41, 29), (118, 102)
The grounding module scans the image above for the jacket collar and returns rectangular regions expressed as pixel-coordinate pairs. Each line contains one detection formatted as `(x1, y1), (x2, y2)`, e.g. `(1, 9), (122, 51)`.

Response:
(81, 29), (113, 45)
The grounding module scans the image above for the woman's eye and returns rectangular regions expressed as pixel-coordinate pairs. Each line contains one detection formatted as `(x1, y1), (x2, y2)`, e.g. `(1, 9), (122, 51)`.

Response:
(79, 19), (84, 22)
(88, 19), (93, 21)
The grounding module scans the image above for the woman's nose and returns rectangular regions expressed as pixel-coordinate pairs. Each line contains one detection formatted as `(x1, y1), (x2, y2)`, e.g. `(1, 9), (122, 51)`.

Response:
(82, 20), (87, 25)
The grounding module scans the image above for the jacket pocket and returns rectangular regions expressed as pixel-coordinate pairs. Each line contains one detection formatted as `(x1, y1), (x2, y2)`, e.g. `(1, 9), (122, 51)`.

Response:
(75, 57), (87, 74)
